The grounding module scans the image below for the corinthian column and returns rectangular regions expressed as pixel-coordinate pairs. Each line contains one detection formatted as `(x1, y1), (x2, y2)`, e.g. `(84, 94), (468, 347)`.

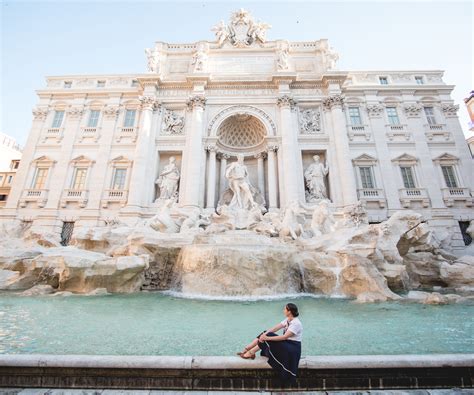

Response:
(126, 95), (159, 209)
(255, 152), (266, 199)
(219, 153), (230, 198)
(324, 94), (358, 206)
(180, 95), (207, 207)
(277, 95), (300, 205)
(206, 144), (217, 209)
(267, 145), (279, 210)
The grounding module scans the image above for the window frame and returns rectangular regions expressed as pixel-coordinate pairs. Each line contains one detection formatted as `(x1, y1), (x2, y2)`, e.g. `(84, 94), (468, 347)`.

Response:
(358, 166), (375, 189)
(71, 167), (88, 190)
(400, 166), (417, 189)
(386, 106), (401, 125)
(87, 109), (101, 127)
(379, 76), (388, 85)
(32, 167), (49, 189)
(51, 110), (65, 128)
(123, 109), (137, 128)
(348, 106), (362, 126)
(441, 165), (458, 188)
(423, 106), (437, 125)
(415, 76), (424, 85)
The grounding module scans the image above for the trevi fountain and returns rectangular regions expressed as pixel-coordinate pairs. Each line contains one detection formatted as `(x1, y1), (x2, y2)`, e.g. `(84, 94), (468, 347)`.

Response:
(0, 9), (473, 357)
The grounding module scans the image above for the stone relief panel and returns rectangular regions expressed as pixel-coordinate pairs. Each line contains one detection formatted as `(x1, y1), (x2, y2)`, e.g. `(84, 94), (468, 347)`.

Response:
(161, 109), (185, 135)
(298, 108), (322, 134)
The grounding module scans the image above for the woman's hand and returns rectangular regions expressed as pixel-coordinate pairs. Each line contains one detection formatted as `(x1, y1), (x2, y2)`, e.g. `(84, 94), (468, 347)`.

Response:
(259, 334), (268, 342)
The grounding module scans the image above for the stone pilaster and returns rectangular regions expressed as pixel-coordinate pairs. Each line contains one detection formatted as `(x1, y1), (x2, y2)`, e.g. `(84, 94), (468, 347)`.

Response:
(266, 145), (279, 210)
(180, 95), (207, 207)
(206, 144), (217, 209)
(323, 94), (358, 206)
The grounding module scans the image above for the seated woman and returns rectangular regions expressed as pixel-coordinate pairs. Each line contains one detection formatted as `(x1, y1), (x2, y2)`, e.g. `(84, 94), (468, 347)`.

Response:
(237, 303), (303, 384)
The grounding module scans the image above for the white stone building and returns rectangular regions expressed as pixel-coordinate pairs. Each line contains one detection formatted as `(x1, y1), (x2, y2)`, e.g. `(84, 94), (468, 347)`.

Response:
(1, 10), (473, 249)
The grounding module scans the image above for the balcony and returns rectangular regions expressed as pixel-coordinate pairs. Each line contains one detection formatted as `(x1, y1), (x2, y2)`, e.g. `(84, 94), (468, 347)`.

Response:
(441, 187), (472, 207)
(423, 124), (451, 141)
(116, 127), (138, 142)
(42, 127), (64, 143)
(101, 189), (128, 208)
(347, 125), (371, 141)
(19, 189), (48, 208)
(357, 188), (386, 208)
(60, 189), (88, 208)
(79, 126), (100, 142)
(399, 188), (430, 208)
(386, 124), (411, 142)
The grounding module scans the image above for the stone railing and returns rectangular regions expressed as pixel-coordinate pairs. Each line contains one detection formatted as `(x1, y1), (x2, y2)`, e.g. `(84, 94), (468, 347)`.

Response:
(101, 189), (128, 208)
(61, 189), (88, 208)
(386, 124), (411, 141)
(347, 124), (371, 141)
(19, 189), (49, 208)
(423, 124), (450, 141)
(399, 188), (430, 208)
(116, 126), (138, 142)
(357, 188), (386, 208)
(42, 127), (64, 143)
(441, 187), (472, 207)
(80, 126), (100, 142)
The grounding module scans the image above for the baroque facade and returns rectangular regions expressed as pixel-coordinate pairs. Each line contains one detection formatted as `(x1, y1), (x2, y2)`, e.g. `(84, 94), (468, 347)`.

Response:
(2, 10), (473, 250)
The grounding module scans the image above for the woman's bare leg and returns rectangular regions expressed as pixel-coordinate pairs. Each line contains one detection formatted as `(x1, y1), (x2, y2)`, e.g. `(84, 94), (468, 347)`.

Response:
(243, 344), (260, 358)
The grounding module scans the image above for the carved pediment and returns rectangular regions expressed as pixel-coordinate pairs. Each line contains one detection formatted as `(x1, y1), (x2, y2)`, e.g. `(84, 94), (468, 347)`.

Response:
(70, 155), (95, 166)
(352, 154), (378, 164)
(433, 153), (459, 164)
(32, 155), (56, 166)
(391, 153), (418, 164)
(109, 155), (132, 165)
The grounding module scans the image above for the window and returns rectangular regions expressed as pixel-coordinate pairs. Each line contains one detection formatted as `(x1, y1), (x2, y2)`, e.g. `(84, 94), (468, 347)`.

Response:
(87, 110), (100, 127)
(0, 176), (3, 183)
(71, 168), (87, 190)
(424, 107), (436, 125)
(131, 79), (139, 87)
(359, 167), (375, 189)
(60, 221), (75, 246)
(0, 195), (6, 201)
(64, 81), (72, 88)
(97, 80), (106, 88)
(386, 107), (400, 125)
(124, 109), (136, 127)
(400, 166), (416, 189)
(51, 110), (65, 128)
(32, 168), (49, 189)
(441, 165), (458, 188)
(348, 107), (362, 125)
(379, 77), (388, 85)
(415, 76), (424, 85)
(13, 161), (19, 169)
(111, 168), (127, 190)
(7, 175), (12, 183)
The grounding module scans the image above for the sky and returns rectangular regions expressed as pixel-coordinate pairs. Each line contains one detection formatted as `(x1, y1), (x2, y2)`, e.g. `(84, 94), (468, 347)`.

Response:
(1, 0), (473, 147)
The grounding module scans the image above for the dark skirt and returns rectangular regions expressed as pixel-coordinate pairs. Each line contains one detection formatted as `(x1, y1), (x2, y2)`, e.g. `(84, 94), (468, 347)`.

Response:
(257, 331), (302, 385)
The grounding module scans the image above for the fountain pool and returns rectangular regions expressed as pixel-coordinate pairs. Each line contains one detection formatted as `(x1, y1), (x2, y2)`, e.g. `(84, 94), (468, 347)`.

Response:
(0, 292), (473, 356)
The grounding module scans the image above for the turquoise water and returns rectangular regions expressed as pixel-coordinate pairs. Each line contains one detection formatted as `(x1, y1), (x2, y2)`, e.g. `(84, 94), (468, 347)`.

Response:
(0, 292), (473, 356)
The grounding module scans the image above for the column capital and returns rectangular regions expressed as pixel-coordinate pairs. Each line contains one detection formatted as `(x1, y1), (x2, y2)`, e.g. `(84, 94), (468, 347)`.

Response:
(206, 144), (217, 152)
(266, 144), (279, 152)
(32, 107), (49, 121)
(441, 103), (459, 117)
(254, 152), (267, 159)
(139, 95), (160, 111)
(218, 152), (231, 160)
(277, 94), (296, 109)
(323, 94), (345, 111)
(365, 103), (385, 118)
(187, 95), (207, 110)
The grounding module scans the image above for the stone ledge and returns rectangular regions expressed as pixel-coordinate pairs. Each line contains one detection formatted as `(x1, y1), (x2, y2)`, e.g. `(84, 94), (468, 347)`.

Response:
(0, 354), (473, 369)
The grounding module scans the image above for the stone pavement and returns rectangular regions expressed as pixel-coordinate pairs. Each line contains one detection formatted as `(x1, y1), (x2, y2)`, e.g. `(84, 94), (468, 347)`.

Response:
(0, 389), (473, 394)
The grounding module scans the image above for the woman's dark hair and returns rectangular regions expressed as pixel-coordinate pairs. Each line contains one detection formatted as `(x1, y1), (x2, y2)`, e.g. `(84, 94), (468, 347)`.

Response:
(285, 303), (299, 317)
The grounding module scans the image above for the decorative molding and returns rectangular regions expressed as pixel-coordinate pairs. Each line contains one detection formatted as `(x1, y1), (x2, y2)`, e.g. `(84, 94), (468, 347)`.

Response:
(432, 152), (459, 165)
(103, 105), (120, 118)
(352, 153), (378, 165)
(186, 95), (207, 110)
(66, 107), (84, 118)
(391, 153), (418, 165)
(266, 144), (279, 152)
(322, 95), (344, 111)
(403, 104), (422, 117)
(365, 104), (384, 117)
(441, 104), (459, 117)
(206, 144), (218, 152)
(254, 152), (267, 159)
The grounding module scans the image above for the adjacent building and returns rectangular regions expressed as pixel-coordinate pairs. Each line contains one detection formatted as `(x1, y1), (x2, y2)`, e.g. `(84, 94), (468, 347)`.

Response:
(1, 10), (473, 250)
(0, 133), (22, 207)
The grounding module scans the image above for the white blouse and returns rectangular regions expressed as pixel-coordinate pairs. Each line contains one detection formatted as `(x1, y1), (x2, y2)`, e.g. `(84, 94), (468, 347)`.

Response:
(280, 317), (303, 342)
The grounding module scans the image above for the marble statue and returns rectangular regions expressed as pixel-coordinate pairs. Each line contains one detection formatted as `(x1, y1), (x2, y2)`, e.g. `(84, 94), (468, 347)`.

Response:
(163, 110), (185, 135)
(179, 208), (211, 233)
(279, 200), (304, 240)
(337, 200), (368, 228)
(304, 155), (329, 202)
(326, 46), (339, 70)
(310, 200), (335, 237)
(148, 199), (180, 233)
(192, 43), (208, 72)
(276, 41), (290, 71)
(144, 47), (161, 74)
(155, 157), (180, 202)
(225, 154), (256, 210)
(211, 20), (230, 46)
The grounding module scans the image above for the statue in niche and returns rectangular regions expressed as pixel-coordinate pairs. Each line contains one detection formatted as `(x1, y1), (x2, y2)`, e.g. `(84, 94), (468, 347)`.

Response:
(225, 154), (256, 210)
(304, 155), (329, 202)
(155, 157), (180, 202)
(145, 47), (161, 74)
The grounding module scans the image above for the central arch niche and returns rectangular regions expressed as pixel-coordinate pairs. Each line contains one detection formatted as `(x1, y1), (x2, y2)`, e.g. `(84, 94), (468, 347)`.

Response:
(216, 113), (266, 152)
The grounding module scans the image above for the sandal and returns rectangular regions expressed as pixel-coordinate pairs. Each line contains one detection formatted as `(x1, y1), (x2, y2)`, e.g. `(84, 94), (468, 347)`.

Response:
(240, 350), (256, 360)
(236, 347), (249, 356)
